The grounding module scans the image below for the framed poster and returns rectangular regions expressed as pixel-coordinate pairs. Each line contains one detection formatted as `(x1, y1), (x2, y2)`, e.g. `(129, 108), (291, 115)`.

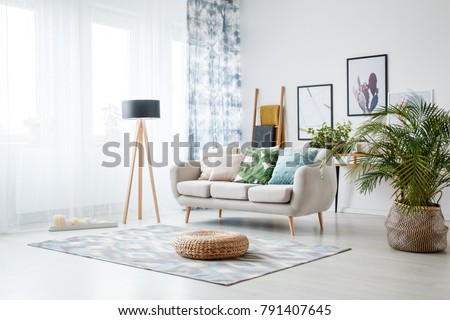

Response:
(297, 84), (333, 140)
(388, 90), (434, 125)
(388, 90), (434, 106)
(347, 54), (388, 116)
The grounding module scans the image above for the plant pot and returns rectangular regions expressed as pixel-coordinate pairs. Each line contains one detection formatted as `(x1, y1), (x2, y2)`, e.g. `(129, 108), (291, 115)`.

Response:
(385, 202), (448, 253)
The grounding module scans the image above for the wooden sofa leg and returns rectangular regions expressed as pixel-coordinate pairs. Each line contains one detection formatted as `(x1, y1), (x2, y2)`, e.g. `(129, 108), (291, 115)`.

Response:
(288, 216), (295, 236)
(218, 209), (222, 218)
(318, 212), (324, 230)
(185, 207), (191, 224)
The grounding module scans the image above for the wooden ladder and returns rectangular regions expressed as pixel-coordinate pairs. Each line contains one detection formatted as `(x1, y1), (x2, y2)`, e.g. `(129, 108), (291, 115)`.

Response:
(251, 86), (285, 147)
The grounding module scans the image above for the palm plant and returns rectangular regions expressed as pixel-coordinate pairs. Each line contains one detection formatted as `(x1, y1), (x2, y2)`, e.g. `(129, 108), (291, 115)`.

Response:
(327, 95), (450, 215)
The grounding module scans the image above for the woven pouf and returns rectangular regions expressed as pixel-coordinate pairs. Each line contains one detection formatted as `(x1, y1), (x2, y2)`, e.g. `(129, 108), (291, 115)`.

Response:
(173, 230), (249, 260)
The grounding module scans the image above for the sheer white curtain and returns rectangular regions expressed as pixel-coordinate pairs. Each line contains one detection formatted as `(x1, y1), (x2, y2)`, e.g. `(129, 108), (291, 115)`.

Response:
(0, 0), (186, 233)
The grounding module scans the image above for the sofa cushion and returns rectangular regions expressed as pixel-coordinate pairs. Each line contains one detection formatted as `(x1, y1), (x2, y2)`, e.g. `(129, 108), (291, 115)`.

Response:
(198, 147), (242, 180)
(177, 180), (212, 198)
(268, 149), (318, 185)
(209, 153), (245, 181)
(210, 182), (257, 200)
(248, 185), (293, 203)
(198, 156), (220, 180)
(234, 147), (279, 185)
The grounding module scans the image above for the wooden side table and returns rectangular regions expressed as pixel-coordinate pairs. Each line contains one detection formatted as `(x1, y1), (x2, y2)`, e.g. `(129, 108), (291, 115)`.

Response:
(334, 154), (362, 212)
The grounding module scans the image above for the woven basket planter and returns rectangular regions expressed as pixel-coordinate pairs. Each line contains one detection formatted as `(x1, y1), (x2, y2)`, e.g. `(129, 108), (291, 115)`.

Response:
(173, 230), (249, 260)
(385, 202), (448, 253)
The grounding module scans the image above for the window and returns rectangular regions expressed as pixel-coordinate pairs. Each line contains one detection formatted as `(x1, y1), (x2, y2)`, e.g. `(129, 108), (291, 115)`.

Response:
(0, 4), (36, 140)
(91, 23), (131, 139)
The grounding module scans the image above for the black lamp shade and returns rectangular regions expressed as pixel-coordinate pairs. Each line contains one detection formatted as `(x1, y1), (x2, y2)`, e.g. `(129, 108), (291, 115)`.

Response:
(122, 100), (160, 119)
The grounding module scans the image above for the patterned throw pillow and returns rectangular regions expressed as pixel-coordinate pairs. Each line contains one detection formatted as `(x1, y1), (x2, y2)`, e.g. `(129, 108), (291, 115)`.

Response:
(268, 149), (318, 185)
(234, 147), (279, 185)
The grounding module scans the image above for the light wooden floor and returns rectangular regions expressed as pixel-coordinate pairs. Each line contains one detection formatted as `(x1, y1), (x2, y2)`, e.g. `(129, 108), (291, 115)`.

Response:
(0, 209), (449, 300)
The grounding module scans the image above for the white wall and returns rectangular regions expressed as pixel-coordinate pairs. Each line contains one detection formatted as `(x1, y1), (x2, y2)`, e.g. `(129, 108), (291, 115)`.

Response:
(240, 0), (450, 218)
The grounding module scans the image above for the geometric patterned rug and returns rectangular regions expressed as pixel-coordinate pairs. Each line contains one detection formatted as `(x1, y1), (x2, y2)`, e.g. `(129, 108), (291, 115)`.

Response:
(29, 224), (351, 286)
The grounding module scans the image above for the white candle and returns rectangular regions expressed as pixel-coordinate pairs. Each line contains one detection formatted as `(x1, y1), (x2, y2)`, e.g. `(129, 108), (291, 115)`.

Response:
(52, 215), (66, 228)
(72, 217), (86, 226)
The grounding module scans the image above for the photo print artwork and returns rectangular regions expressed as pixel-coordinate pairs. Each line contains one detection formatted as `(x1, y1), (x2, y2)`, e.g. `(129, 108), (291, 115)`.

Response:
(388, 90), (433, 106)
(297, 84), (333, 140)
(388, 89), (434, 125)
(347, 54), (387, 116)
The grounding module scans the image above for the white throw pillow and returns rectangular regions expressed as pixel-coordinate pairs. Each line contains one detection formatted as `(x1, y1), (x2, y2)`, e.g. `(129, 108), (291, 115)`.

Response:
(209, 153), (245, 181)
(198, 146), (240, 180)
(198, 148), (222, 180)
(198, 156), (220, 180)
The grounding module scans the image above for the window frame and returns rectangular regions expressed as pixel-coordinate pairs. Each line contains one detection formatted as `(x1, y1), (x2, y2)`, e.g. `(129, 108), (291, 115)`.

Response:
(82, 5), (141, 143)
(0, 0), (38, 144)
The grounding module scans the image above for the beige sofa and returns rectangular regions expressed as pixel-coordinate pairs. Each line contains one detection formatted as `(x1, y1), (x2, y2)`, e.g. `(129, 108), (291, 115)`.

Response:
(170, 155), (337, 236)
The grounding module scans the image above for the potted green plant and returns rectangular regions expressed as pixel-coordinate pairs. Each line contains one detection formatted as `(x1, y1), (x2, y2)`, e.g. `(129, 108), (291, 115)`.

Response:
(308, 121), (352, 152)
(325, 95), (449, 252)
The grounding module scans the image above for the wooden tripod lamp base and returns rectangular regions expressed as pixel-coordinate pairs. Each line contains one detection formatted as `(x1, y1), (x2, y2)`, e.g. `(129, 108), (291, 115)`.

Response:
(122, 100), (161, 224)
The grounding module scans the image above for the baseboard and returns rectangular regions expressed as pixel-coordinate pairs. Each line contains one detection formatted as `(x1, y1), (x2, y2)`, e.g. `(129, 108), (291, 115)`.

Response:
(337, 207), (388, 216)
(337, 207), (450, 222)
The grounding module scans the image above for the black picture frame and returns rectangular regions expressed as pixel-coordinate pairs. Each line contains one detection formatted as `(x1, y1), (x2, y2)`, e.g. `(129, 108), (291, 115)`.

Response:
(347, 54), (388, 116)
(297, 84), (333, 140)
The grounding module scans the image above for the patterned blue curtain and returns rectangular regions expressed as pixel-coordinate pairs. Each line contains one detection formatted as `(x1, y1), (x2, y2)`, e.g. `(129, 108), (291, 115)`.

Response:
(187, 0), (241, 159)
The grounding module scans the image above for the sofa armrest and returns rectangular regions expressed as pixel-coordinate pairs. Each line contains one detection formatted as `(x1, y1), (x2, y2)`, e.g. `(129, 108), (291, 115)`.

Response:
(290, 163), (337, 215)
(170, 161), (201, 199)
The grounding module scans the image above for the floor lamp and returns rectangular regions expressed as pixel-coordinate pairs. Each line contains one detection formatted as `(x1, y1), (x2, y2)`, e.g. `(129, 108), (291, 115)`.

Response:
(122, 99), (161, 224)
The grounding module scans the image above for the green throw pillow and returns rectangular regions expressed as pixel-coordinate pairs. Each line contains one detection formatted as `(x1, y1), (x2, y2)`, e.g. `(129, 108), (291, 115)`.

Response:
(268, 149), (318, 185)
(234, 147), (279, 184)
